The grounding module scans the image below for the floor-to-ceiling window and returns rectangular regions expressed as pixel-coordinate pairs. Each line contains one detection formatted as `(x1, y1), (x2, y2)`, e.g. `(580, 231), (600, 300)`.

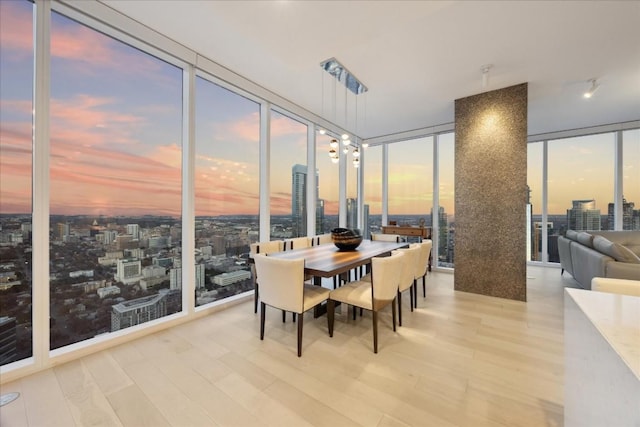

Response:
(437, 132), (455, 268)
(270, 111), (307, 239)
(388, 136), (433, 233)
(0, 0), (34, 366)
(316, 133), (340, 234)
(547, 134), (615, 253)
(622, 129), (640, 230)
(48, 11), (183, 349)
(363, 145), (382, 239)
(527, 141), (544, 261)
(194, 77), (260, 306)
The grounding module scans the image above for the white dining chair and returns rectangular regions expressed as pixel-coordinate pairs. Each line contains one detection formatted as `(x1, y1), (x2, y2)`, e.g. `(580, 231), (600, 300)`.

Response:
(253, 254), (330, 357)
(284, 236), (311, 251)
(327, 250), (404, 353)
(371, 233), (403, 243)
(394, 243), (421, 326)
(413, 240), (432, 308)
(310, 233), (332, 246)
(250, 240), (284, 314)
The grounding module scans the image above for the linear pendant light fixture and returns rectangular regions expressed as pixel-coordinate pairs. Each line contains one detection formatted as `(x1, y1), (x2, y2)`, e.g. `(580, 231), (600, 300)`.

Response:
(320, 57), (368, 167)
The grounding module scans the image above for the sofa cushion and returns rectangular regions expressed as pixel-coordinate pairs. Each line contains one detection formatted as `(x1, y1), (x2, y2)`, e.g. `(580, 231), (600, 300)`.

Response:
(593, 235), (640, 264)
(565, 230), (579, 241)
(576, 232), (594, 248)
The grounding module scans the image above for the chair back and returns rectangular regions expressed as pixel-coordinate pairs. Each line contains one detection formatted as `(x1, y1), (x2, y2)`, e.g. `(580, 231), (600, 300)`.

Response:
(415, 240), (432, 278)
(284, 236), (311, 251)
(250, 240), (284, 256)
(253, 254), (305, 313)
(250, 240), (284, 281)
(395, 243), (421, 292)
(371, 250), (404, 302)
(371, 233), (401, 243)
(310, 234), (332, 246)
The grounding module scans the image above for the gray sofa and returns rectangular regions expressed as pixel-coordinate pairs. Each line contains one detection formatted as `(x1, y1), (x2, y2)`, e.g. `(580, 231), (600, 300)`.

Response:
(558, 230), (640, 289)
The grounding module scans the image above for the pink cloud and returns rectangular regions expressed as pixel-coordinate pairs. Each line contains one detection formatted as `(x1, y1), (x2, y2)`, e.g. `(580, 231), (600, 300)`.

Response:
(50, 16), (165, 79)
(0, 2), (33, 60)
(269, 192), (292, 215)
(213, 112), (260, 143)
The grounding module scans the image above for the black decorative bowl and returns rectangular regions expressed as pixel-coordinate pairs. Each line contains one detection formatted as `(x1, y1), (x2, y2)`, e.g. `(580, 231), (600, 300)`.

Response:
(331, 228), (363, 251)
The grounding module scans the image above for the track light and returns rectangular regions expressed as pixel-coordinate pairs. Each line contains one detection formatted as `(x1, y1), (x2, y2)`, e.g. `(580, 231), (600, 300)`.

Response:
(583, 79), (599, 98)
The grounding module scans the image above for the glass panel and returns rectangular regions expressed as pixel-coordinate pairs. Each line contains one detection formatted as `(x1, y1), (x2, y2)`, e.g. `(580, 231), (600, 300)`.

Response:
(547, 133), (614, 234)
(0, 0), (34, 366)
(194, 77), (259, 305)
(316, 133), (339, 234)
(346, 143), (358, 229)
(388, 136), (433, 236)
(270, 111), (307, 238)
(622, 129), (640, 230)
(363, 145), (382, 239)
(527, 142), (544, 261)
(49, 12), (183, 349)
(437, 133), (455, 268)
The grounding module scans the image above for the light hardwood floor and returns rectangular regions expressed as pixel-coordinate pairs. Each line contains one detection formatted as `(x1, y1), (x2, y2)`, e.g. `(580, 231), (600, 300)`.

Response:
(1, 266), (580, 427)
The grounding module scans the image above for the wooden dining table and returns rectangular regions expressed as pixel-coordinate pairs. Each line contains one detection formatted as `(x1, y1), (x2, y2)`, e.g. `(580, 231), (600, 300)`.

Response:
(267, 239), (408, 316)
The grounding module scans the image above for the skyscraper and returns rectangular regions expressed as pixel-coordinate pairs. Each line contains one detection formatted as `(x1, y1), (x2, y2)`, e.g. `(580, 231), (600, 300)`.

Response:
(346, 198), (358, 229)
(608, 198), (640, 231)
(567, 199), (601, 231)
(291, 164), (319, 237)
(126, 223), (140, 239)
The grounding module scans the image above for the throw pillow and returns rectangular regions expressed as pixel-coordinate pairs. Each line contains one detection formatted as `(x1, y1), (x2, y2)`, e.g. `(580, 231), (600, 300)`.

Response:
(565, 230), (579, 241)
(593, 235), (640, 264)
(577, 232), (594, 248)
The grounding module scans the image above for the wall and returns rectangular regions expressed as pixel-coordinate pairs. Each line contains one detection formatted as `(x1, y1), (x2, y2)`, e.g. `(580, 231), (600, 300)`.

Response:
(454, 83), (528, 301)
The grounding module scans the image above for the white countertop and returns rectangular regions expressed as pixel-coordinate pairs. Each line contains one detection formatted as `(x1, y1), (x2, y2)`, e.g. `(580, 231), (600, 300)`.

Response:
(566, 288), (640, 380)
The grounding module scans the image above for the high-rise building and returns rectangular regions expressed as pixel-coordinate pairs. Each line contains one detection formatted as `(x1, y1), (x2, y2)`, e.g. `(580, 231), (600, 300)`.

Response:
(316, 199), (325, 234)
(346, 198), (358, 229)
(0, 316), (17, 365)
(363, 204), (370, 239)
(111, 289), (180, 331)
(436, 207), (449, 262)
(115, 258), (142, 284)
(126, 223), (140, 239)
(169, 267), (181, 289)
(567, 199), (601, 231)
(56, 222), (70, 240)
(195, 263), (205, 289)
(608, 198), (640, 231)
(291, 164), (319, 237)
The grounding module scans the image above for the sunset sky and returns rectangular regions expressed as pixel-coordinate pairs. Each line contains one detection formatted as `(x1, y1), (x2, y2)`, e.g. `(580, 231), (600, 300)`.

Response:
(1, 1), (638, 220)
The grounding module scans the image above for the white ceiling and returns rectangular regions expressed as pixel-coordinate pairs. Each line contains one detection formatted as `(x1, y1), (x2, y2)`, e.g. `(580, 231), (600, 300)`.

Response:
(101, 0), (640, 139)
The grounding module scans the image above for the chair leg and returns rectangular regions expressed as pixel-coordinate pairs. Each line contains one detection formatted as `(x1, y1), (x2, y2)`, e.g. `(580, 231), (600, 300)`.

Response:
(423, 275), (426, 298)
(561, 268), (564, 276)
(327, 300), (335, 337)
(372, 311), (378, 354)
(392, 298), (397, 332)
(254, 283), (259, 313)
(409, 286), (414, 312)
(282, 310), (286, 323)
(292, 313), (297, 322)
(297, 312), (303, 357)
(260, 302), (266, 340)
(353, 305), (356, 321)
(413, 279), (418, 309)
(397, 290), (403, 327)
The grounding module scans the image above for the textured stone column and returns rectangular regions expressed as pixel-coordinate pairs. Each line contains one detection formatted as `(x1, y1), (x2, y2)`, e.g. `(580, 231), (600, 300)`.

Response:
(454, 83), (527, 301)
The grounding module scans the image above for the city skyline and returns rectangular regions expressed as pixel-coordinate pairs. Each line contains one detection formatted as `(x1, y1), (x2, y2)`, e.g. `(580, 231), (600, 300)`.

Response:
(1, 1), (639, 219)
